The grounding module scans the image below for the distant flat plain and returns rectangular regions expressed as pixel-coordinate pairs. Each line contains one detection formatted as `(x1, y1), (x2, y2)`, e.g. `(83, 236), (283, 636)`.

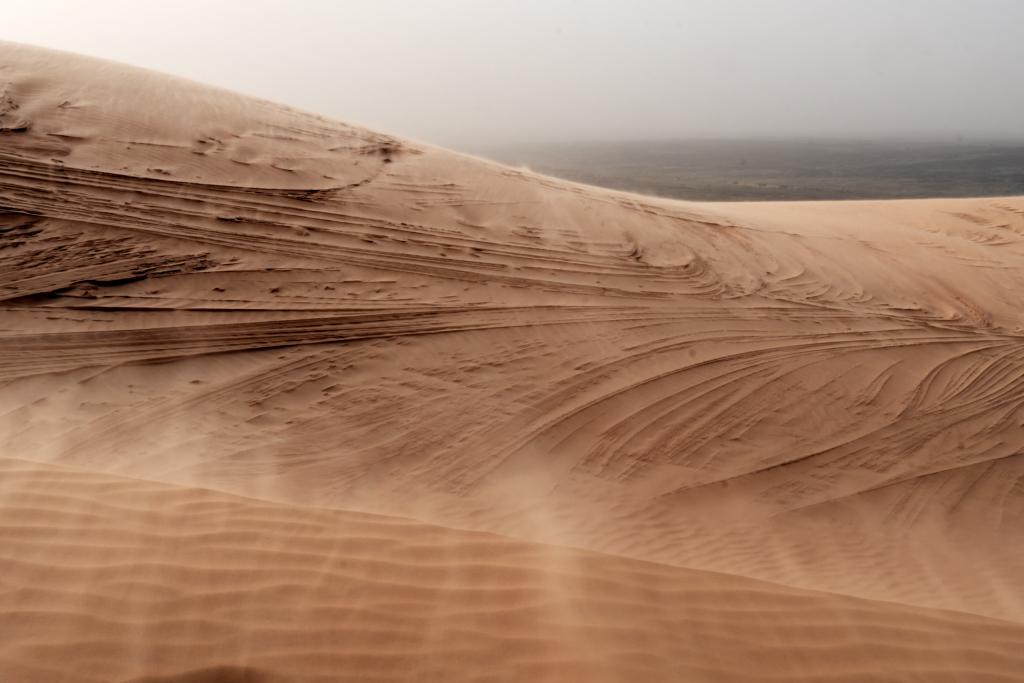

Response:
(479, 139), (1024, 201)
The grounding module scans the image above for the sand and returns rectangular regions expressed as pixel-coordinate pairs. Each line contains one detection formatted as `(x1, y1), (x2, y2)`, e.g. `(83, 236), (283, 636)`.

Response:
(1, 41), (1023, 681)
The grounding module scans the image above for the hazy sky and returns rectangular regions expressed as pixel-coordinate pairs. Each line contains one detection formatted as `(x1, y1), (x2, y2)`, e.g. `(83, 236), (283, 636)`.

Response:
(5, 1), (1024, 149)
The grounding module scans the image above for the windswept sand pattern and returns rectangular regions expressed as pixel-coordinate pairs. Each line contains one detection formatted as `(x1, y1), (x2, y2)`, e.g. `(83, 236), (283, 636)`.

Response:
(2, 458), (1024, 683)
(2, 42), (1024, 678)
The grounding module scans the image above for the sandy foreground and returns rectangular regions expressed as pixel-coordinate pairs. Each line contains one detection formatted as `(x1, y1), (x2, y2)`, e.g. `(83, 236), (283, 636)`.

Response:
(1, 41), (1023, 681)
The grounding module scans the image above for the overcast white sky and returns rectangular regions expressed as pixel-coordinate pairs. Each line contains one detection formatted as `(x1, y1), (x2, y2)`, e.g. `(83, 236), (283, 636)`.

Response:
(5, 0), (1024, 149)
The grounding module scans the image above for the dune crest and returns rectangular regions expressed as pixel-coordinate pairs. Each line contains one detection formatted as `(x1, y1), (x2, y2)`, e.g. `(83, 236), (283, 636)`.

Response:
(2, 42), (1024, 679)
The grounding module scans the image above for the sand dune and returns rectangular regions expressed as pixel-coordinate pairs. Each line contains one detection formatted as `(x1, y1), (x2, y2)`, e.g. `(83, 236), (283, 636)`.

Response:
(3, 457), (1024, 683)
(2, 41), (1024, 679)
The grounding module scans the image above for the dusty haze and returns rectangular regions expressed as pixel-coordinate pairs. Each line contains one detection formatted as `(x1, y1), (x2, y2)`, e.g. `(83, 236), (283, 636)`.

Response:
(4, 0), (1024, 148)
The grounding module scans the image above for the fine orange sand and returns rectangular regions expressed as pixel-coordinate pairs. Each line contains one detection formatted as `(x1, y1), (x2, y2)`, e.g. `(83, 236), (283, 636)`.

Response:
(2, 41), (1024, 681)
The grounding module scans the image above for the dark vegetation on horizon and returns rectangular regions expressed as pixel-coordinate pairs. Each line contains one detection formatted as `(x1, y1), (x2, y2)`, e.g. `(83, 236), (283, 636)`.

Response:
(481, 139), (1024, 201)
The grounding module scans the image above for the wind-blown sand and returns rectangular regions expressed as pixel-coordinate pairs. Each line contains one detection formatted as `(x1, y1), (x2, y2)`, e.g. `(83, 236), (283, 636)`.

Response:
(1, 41), (1023, 681)
(3, 457), (1024, 683)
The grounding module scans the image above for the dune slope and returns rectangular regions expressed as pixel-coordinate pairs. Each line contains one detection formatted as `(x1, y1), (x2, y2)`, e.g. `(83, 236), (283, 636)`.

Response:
(2, 457), (1024, 683)
(2, 41), (1024, 677)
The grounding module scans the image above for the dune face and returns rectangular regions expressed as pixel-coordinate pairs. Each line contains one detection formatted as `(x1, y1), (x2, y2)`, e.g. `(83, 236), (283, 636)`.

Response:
(3, 457), (1024, 683)
(2, 42), (1024, 680)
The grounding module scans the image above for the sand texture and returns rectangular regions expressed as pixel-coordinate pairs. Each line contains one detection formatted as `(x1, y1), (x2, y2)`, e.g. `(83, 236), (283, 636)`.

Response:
(2, 41), (1024, 681)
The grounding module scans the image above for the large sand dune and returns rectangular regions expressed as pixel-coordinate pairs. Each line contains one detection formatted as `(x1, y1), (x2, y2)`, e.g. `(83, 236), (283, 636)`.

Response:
(2, 42), (1023, 680)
